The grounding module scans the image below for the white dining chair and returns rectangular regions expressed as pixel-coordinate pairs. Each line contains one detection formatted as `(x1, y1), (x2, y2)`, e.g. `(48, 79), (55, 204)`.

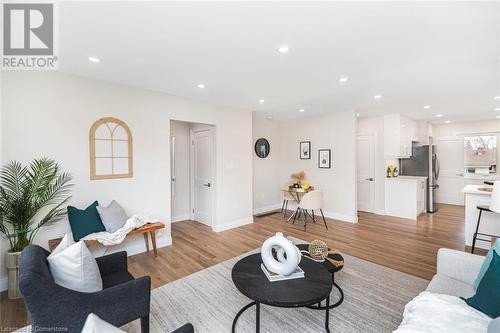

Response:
(294, 190), (328, 231)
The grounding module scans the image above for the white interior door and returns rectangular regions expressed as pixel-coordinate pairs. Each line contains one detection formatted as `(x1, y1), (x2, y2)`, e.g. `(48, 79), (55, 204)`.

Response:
(192, 129), (213, 226)
(357, 134), (375, 213)
(435, 137), (464, 206)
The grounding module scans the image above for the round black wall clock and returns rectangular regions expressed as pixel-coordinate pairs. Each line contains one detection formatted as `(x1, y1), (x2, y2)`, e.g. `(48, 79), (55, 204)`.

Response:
(255, 138), (270, 158)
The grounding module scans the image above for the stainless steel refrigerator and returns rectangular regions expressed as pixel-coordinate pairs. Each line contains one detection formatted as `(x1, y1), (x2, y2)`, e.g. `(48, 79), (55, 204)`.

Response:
(400, 139), (440, 213)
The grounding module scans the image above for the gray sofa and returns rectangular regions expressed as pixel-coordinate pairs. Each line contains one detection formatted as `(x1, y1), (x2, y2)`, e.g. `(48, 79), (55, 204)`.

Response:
(412, 248), (498, 332)
(19, 245), (194, 333)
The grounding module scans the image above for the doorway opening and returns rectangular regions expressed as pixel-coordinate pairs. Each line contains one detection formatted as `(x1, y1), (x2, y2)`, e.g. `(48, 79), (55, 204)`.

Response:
(356, 134), (376, 213)
(170, 120), (215, 229)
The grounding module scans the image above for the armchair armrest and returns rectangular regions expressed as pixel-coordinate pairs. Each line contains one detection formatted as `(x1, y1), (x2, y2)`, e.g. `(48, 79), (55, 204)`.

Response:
(95, 251), (128, 276)
(171, 323), (194, 333)
(436, 248), (485, 286)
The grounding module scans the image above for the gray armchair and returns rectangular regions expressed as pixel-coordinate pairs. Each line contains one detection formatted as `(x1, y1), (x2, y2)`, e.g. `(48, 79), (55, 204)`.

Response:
(20, 245), (194, 333)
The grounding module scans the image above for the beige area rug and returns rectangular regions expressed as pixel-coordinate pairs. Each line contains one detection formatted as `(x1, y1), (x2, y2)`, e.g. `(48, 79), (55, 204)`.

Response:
(121, 237), (428, 333)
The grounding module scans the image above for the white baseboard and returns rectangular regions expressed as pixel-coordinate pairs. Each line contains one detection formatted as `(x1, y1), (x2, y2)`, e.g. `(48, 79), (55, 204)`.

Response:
(323, 211), (357, 223)
(375, 209), (386, 216)
(283, 202), (357, 224)
(213, 216), (254, 232)
(171, 214), (191, 223)
(253, 204), (282, 215)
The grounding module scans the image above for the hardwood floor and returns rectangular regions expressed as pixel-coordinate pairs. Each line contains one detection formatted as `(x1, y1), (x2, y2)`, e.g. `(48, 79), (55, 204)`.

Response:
(1, 203), (469, 330)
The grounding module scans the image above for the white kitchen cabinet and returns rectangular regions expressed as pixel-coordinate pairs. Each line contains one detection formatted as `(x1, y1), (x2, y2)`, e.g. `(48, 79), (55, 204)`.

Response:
(384, 113), (418, 158)
(385, 176), (428, 220)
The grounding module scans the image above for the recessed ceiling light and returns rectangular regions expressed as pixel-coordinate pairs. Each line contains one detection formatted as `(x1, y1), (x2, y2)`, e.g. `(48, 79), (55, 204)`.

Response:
(496, 115), (500, 119)
(277, 45), (290, 53)
(259, 99), (265, 103)
(299, 109), (305, 113)
(88, 56), (100, 63)
(339, 77), (349, 83)
(373, 95), (382, 100)
(496, 108), (500, 111)
(494, 95), (500, 100)
(197, 84), (205, 89)
(401, 124), (406, 128)
(444, 120), (451, 124)
(266, 115), (273, 120)
(356, 113), (360, 117)
(423, 105), (431, 109)
(435, 114), (443, 118)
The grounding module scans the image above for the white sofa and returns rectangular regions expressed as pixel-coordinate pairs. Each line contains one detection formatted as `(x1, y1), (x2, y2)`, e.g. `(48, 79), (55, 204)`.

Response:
(396, 248), (499, 332)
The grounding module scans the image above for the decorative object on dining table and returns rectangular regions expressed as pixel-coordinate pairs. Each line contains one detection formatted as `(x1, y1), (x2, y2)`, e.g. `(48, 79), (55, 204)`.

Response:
(299, 141), (311, 159)
(387, 165), (398, 178)
(291, 171), (306, 188)
(318, 149), (331, 169)
(254, 138), (270, 158)
(260, 232), (304, 281)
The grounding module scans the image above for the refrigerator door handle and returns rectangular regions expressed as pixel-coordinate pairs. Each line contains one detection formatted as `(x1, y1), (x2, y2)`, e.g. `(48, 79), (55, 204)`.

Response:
(434, 155), (440, 180)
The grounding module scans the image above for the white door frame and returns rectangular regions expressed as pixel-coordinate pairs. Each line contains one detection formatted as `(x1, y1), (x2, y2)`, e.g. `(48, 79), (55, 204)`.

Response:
(190, 126), (216, 229)
(356, 133), (377, 214)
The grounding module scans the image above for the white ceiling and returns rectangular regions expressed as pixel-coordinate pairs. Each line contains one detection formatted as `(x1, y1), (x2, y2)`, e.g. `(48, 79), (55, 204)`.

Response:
(59, 1), (500, 122)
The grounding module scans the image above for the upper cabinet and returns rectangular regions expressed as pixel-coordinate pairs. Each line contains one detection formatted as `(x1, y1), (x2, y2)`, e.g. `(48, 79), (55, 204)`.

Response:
(384, 114), (418, 158)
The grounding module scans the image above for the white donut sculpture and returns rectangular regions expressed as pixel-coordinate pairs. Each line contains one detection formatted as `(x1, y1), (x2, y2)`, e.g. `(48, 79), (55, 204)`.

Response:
(261, 232), (302, 276)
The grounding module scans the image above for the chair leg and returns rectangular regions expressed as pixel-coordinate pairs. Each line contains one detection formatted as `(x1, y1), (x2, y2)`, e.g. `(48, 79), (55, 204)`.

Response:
(471, 209), (483, 254)
(281, 200), (285, 213)
(303, 208), (307, 232)
(312, 210), (316, 222)
(292, 208), (299, 224)
(320, 209), (328, 230)
(284, 200), (289, 219)
(141, 315), (150, 333)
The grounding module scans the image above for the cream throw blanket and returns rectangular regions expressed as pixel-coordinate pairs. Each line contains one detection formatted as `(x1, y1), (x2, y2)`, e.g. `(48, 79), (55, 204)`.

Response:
(393, 291), (491, 333)
(81, 214), (158, 246)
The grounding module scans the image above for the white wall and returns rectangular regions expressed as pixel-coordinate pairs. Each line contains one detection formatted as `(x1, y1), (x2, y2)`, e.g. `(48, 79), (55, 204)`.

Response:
(1, 71), (253, 290)
(277, 111), (358, 223)
(252, 114), (282, 214)
(170, 120), (191, 222)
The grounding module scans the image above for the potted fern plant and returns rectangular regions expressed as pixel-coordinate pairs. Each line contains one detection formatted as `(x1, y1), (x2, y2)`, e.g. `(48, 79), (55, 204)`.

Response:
(0, 158), (73, 299)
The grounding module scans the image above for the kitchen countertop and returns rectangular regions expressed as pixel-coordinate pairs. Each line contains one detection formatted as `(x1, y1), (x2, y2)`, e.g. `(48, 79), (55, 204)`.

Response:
(463, 184), (493, 195)
(385, 176), (428, 181)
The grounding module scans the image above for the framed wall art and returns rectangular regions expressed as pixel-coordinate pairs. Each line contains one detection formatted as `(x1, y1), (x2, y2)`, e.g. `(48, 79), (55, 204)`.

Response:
(300, 141), (311, 159)
(318, 149), (331, 169)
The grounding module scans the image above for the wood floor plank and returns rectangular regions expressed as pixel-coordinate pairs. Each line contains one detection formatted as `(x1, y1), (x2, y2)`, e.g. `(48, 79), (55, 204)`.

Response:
(1, 203), (470, 330)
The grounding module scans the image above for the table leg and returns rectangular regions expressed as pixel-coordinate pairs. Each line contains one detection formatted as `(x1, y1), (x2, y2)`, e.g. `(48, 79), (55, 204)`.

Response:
(256, 302), (260, 333)
(325, 295), (330, 333)
(150, 231), (158, 257)
(231, 301), (256, 333)
(143, 233), (150, 253)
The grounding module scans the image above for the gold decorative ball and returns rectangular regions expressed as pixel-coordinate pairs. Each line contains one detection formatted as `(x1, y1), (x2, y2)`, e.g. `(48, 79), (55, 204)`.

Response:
(308, 240), (329, 260)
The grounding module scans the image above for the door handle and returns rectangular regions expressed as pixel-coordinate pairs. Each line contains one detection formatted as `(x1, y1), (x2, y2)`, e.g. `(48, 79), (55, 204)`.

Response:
(456, 173), (464, 176)
(366, 178), (374, 181)
(203, 183), (211, 187)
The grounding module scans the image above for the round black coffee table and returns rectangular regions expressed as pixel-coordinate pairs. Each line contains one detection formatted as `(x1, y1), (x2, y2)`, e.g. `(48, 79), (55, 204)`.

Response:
(296, 244), (345, 310)
(231, 253), (332, 333)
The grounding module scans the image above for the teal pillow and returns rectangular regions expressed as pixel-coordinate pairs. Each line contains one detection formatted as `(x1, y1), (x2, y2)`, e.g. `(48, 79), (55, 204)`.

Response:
(466, 250), (500, 318)
(474, 241), (500, 290)
(67, 201), (106, 241)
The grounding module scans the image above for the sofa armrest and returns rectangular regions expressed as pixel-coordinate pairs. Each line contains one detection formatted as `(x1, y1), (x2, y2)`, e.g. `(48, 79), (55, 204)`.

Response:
(436, 248), (485, 286)
(95, 251), (128, 276)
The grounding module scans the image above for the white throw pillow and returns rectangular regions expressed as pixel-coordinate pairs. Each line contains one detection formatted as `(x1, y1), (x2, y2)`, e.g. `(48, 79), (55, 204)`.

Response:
(96, 200), (128, 233)
(47, 240), (103, 293)
(81, 313), (125, 333)
(51, 233), (74, 255)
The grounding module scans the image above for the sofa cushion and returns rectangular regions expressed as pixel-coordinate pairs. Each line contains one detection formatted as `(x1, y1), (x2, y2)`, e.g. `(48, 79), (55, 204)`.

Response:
(68, 201), (106, 241)
(474, 242), (500, 290)
(466, 251), (500, 318)
(426, 274), (475, 298)
(96, 200), (128, 233)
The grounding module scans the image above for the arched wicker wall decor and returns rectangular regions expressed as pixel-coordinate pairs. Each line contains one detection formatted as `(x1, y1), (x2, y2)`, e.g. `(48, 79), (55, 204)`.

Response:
(89, 117), (133, 180)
